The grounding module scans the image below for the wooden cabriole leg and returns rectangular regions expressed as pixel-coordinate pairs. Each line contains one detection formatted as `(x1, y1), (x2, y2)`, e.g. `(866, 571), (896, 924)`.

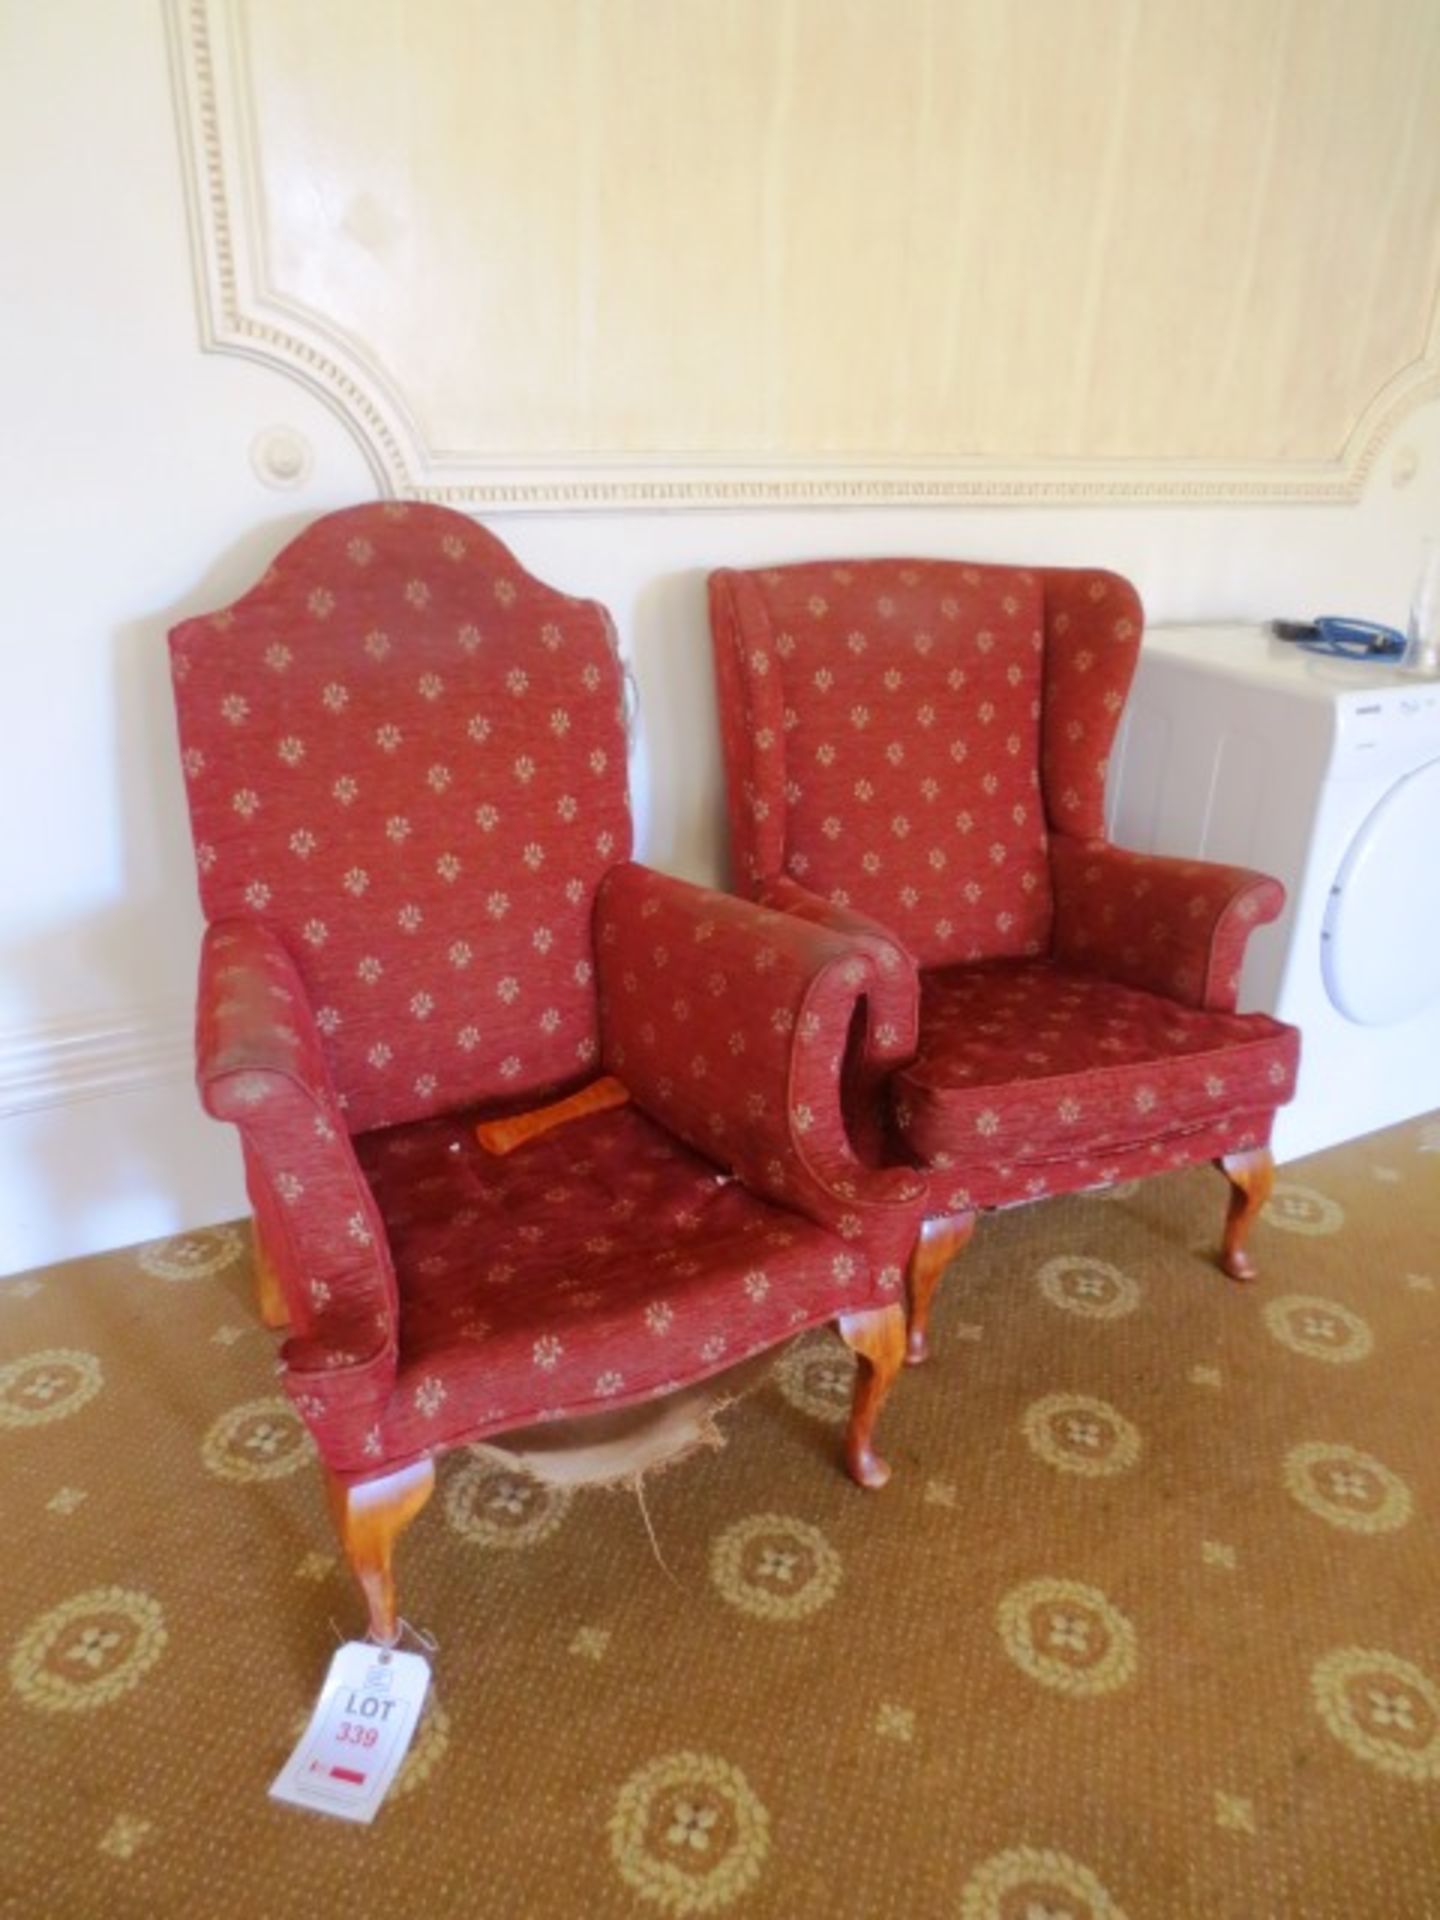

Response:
(253, 1230), (289, 1331)
(835, 1304), (907, 1491)
(904, 1211), (977, 1365)
(1216, 1147), (1276, 1283)
(324, 1458), (436, 1646)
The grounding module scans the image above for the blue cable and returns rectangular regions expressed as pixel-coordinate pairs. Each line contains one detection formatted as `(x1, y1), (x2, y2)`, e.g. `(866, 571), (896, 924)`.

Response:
(1270, 617), (1407, 661)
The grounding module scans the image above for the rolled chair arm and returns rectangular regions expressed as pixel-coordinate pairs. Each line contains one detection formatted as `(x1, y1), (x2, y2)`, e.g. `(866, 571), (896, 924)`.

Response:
(197, 919), (397, 1410)
(1049, 836), (1286, 1012)
(595, 863), (928, 1289)
(756, 875), (920, 1064)
(755, 875), (921, 1167)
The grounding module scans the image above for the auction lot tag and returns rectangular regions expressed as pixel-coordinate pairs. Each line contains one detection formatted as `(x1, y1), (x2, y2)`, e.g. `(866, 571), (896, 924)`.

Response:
(271, 1642), (431, 1824)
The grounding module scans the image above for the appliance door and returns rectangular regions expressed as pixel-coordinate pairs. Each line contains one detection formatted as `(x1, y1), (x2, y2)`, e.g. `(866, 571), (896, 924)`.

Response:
(1322, 757), (1440, 1024)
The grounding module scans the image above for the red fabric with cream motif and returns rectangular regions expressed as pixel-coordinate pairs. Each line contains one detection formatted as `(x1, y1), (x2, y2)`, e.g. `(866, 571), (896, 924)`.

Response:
(709, 558), (1300, 1204)
(173, 504), (633, 1136)
(175, 506), (926, 1477)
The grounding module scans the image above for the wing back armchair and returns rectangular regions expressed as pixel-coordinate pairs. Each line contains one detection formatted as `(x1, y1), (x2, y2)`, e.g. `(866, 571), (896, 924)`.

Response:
(710, 559), (1300, 1360)
(169, 505), (926, 1641)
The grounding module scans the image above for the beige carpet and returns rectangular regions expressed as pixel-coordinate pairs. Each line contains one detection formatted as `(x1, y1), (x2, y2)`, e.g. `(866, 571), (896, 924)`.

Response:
(3, 1115), (1439, 1919)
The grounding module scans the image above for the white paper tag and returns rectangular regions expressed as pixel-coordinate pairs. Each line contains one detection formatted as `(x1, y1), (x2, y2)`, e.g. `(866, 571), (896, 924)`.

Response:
(270, 1641), (431, 1825)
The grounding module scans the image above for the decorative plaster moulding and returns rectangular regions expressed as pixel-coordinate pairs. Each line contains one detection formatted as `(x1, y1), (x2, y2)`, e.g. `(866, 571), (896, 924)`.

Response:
(168, 0), (1440, 513)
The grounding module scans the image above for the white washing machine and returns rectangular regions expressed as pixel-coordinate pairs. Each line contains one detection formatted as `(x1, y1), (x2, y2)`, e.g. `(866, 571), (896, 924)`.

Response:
(1108, 624), (1440, 1163)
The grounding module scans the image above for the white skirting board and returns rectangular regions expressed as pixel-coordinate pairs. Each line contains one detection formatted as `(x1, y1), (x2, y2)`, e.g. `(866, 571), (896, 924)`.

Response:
(0, 1003), (245, 1277)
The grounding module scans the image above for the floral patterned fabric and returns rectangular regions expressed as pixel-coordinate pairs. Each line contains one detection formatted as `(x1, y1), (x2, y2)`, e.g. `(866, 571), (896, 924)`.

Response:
(709, 560), (1143, 966)
(925, 1109), (1283, 1216)
(754, 873), (922, 1167)
(894, 960), (1298, 1190)
(595, 863), (927, 1284)
(175, 505), (922, 1479)
(1050, 836), (1288, 1014)
(171, 502), (633, 1137)
(198, 918), (398, 1395)
(1035, 569), (1144, 838)
(754, 874), (920, 1061)
(709, 556), (1299, 1206)
(320, 1101), (880, 1474)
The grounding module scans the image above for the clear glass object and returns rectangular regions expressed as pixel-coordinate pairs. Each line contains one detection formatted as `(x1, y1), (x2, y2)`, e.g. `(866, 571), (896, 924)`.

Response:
(1406, 536), (1440, 674)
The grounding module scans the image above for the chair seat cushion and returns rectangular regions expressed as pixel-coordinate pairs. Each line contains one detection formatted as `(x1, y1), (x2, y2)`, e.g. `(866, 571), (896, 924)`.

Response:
(894, 960), (1299, 1169)
(348, 1101), (874, 1467)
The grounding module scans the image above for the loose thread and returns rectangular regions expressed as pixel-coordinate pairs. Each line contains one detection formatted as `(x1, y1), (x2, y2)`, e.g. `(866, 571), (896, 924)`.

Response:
(631, 1473), (685, 1588)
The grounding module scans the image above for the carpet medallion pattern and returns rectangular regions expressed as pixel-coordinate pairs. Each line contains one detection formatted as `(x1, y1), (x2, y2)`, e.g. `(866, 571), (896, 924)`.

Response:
(1, 1115), (1437, 1917)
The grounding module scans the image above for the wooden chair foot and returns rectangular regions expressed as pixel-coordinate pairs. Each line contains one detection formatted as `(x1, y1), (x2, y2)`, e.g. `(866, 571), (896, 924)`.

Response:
(904, 1212), (976, 1364)
(836, 1304), (907, 1490)
(1216, 1148), (1275, 1283)
(254, 1235), (289, 1330)
(325, 1458), (436, 1645)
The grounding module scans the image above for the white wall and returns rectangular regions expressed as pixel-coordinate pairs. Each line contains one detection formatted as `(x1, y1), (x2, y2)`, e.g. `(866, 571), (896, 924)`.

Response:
(3, 1), (1439, 1274)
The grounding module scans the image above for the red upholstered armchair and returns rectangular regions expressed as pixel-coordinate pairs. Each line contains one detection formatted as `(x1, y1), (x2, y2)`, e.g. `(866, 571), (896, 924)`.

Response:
(169, 505), (926, 1641)
(710, 560), (1301, 1361)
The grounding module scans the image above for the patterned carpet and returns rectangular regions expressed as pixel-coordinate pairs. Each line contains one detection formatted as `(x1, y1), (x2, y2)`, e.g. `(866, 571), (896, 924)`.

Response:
(3, 1115), (1438, 1920)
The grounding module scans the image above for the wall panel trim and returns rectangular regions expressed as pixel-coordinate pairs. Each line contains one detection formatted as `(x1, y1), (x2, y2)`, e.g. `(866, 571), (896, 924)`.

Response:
(166, 0), (1440, 512)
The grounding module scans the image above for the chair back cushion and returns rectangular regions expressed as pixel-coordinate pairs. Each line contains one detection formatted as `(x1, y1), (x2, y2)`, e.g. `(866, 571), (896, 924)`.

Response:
(710, 560), (1141, 968)
(170, 503), (632, 1132)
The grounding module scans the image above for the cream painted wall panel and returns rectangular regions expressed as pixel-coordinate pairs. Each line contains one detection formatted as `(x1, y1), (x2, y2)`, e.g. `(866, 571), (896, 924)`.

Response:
(180, 0), (1440, 501)
(582, 1), (773, 450)
(1034, 0), (1440, 460)
(247, 0), (782, 453)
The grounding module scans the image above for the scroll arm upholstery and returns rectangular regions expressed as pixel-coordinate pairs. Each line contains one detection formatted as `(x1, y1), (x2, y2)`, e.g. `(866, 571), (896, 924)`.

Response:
(1049, 837), (1286, 1013)
(595, 864), (928, 1291)
(196, 919), (398, 1413)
